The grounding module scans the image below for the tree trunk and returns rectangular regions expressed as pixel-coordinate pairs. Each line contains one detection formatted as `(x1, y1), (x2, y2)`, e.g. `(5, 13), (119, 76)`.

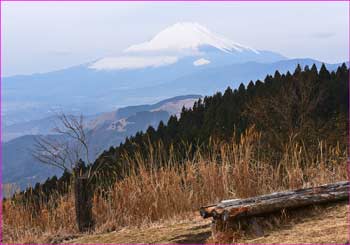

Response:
(74, 176), (94, 232)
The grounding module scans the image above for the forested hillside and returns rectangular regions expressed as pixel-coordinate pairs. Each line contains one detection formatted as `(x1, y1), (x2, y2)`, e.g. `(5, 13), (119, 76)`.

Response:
(5, 63), (348, 244)
(99, 63), (348, 163)
(15, 63), (348, 201)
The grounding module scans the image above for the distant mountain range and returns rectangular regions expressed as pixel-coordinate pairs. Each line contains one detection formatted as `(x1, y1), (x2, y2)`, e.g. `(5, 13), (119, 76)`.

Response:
(2, 22), (348, 190)
(2, 95), (200, 189)
(2, 22), (286, 125)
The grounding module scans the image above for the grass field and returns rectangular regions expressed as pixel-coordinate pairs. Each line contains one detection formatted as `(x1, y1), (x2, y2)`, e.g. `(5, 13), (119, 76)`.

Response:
(4, 128), (347, 243)
(62, 202), (348, 244)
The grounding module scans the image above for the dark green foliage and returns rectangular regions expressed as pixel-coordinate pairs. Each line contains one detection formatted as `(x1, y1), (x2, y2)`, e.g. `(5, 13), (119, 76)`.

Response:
(85, 63), (348, 188)
(15, 64), (349, 204)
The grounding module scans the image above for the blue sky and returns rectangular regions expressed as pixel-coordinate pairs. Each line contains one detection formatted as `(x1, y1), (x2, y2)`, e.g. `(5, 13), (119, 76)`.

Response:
(2, 1), (348, 76)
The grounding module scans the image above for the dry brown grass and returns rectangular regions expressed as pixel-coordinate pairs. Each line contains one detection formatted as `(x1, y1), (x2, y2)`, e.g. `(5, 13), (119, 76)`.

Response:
(3, 191), (77, 243)
(65, 202), (349, 244)
(3, 127), (347, 243)
(241, 202), (349, 244)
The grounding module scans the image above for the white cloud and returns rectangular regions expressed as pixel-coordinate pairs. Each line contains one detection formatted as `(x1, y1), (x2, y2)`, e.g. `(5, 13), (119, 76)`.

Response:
(89, 56), (179, 70)
(193, 58), (210, 66)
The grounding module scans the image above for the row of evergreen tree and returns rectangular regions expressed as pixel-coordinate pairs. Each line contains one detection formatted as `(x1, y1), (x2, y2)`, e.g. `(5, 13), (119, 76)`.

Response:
(14, 63), (349, 205)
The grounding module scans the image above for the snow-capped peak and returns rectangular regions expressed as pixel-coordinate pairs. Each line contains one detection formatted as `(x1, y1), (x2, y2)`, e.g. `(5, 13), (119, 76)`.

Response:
(125, 22), (259, 54)
(89, 22), (264, 71)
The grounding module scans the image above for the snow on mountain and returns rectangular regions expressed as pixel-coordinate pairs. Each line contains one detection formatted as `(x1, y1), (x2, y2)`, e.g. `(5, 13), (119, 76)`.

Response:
(89, 56), (179, 70)
(193, 58), (210, 66)
(125, 22), (259, 54)
(3, 23), (289, 125)
(89, 22), (263, 71)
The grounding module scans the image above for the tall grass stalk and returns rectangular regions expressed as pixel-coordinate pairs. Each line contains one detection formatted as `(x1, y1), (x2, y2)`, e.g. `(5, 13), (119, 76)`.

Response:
(3, 127), (347, 243)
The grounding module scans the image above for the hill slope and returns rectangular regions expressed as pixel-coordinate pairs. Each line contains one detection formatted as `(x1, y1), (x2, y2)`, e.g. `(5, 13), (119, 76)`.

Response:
(6, 64), (347, 244)
(2, 95), (200, 189)
(63, 202), (348, 244)
(18, 63), (348, 200)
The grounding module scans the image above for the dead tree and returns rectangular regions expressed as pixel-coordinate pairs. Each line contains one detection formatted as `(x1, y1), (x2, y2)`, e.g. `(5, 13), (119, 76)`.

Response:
(32, 113), (95, 232)
(74, 176), (94, 232)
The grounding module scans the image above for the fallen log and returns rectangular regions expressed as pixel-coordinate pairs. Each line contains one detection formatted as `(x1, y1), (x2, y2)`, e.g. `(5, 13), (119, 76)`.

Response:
(200, 181), (349, 242)
(200, 181), (349, 221)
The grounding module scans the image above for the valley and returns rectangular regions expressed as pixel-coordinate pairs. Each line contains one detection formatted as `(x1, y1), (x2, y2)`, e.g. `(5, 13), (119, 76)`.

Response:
(3, 95), (200, 189)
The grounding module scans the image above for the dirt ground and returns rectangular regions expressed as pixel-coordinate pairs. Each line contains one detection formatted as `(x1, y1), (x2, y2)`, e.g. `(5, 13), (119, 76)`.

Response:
(242, 203), (349, 244)
(65, 202), (349, 244)
(64, 217), (211, 244)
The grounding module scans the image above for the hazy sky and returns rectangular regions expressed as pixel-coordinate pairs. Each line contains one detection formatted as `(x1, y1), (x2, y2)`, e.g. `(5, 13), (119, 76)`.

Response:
(2, 1), (348, 76)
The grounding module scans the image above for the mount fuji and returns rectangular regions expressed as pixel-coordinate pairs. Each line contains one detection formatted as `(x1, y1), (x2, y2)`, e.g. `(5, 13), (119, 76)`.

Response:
(2, 22), (342, 126)
(89, 22), (285, 71)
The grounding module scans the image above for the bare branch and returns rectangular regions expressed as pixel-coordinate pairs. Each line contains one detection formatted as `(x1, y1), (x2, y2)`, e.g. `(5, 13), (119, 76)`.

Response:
(32, 113), (92, 177)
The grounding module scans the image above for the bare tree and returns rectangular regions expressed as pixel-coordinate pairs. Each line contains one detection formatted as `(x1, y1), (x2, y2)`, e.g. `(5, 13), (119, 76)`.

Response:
(32, 113), (91, 177)
(32, 113), (95, 231)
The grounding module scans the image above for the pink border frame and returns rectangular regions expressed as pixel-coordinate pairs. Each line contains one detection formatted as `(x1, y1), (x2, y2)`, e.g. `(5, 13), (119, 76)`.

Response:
(0, 1), (349, 244)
